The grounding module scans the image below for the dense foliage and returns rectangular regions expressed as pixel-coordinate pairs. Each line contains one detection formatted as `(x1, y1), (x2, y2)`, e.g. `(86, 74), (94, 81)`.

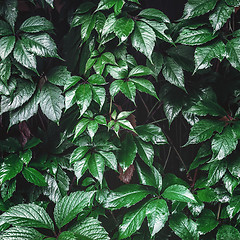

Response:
(1, 0), (240, 239)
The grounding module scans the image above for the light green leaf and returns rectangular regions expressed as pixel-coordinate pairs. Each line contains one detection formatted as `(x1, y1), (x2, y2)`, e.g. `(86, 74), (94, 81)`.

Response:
(0, 227), (45, 240)
(176, 28), (217, 46)
(76, 84), (92, 116)
(119, 201), (148, 239)
(99, 151), (117, 171)
(2, 203), (54, 230)
(95, 12), (106, 34)
(183, 0), (217, 19)
(146, 199), (169, 237)
(162, 184), (197, 203)
(39, 83), (64, 122)
(217, 225), (240, 240)
(162, 57), (185, 90)
(169, 213), (199, 240)
(0, 36), (15, 60)
(54, 191), (95, 228)
(114, 17), (134, 43)
(118, 134), (137, 171)
(194, 41), (226, 72)
(226, 37), (240, 71)
(22, 167), (47, 187)
(64, 76), (81, 91)
(107, 64), (128, 79)
(114, 0), (124, 15)
(185, 119), (225, 145)
(87, 120), (98, 140)
(103, 184), (150, 210)
(131, 20), (156, 61)
(70, 217), (110, 240)
(13, 40), (37, 72)
(118, 119), (135, 132)
(47, 66), (71, 86)
(88, 153), (105, 183)
(19, 16), (54, 33)
(138, 8), (170, 23)
(70, 146), (90, 164)
(209, 0), (234, 33)
(211, 126), (238, 161)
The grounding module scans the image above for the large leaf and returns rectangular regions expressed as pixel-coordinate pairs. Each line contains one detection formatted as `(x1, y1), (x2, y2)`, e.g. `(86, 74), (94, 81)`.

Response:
(70, 217), (110, 240)
(217, 225), (240, 240)
(194, 41), (226, 72)
(19, 16), (54, 33)
(114, 17), (134, 43)
(22, 167), (47, 187)
(209, 0), (234, 33)
(162, 57), (185, 90)
(47, 66), (71, 86)
(146, 199), (169, 237)
(0, 227), (45, 240)
(103, 184), (150, 210)
(131, 20), (156, 60)
(169, 213), (199, 240)
(183, 0), (217, 19)
(118, 134), (137, 171)
(2, 204), (54, 230)
(0, 36), (15, 60)
(211, 126), (238, 161)
(54, 191), (95, 228)
(185, 119), (225, 145)
(76, 83), (92, 116)
(119, 201), (148, 239)
(39, 83), (64, 122)
(162, 184), (197, 203)
(226, 38), (240, 71)
(176, 28), (216, 46)
(88, 153), (105, 183)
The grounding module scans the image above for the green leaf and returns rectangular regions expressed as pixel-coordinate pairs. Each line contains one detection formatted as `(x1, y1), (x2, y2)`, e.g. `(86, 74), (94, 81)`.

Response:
(88, 74), (106, 85)
(81, 14), (96, 43)
(228, 155), (240, 178)
(0, 227), (45, 240)
(135, 138), (154, 166)
(120, 81), (136, 103)
(217, 225), (240, 240)
(74, 118), (90, 140)
(19, 16), (54, 33)
(103, 184), (150, 210)
(22, 33), (59, 58)
(101, 13), (117, 36)
(22, 167), (47, 187)
(114, 17), (134, 43)
(110, 80), (124, 96)
(45, 0), (54, 8)
(176, 28), (217, 46)
(58, 231), (77, 240)
(162, 184), (197, 203)
(76, 84), (92, 116)
(118, 134), (137, 171)
(209, 0), (234, 33)
(138, 8), (170, 23)
(70, 146), (90, 164)
(4, 0), (18, 28)
(146, 52), (163, 79)
(0, 20), (13, 36)
(226, 38), (240, 71)
(185, 119), (225, 145)
(227, 195), (240, 219)
(225, 0), (240, 7)
(135, 124), (167, 145)
(118, 119), (136, 133)
(183, 0), (217, 19)
(54, 191), (95, 228)
(95, 12), (106, 34)
(119, 201), (148, 239)
(74, 154), (90, 180)
(13, 40), (37, 72)
(92, 86), (106, 109)
(88, 153), (105, 183)
(2, 203), (54, 230)
(169, 213), (199, 240)
(197, 187), (217, 202)
(0, 36), (15, 60)
(129, 65), (152, 77)
(196, 209), (218, 234)
(136, 161), (162, 192)
(1, 179), (16, 202)
(70, 217), (110, 240)
(0, 154), (23, 185)
(223, 172), (239, 194)
(96, 0), (115, 11)
(114, 0), (124, 15)
(211, 126), (238, 161)
(39, 83), (64, 122)
(107, 64), (128, 79)
(194, 41), (226, 72)
(0, 58), (11, 84)
(47, 66), (71, 86)
(146, 199), (169, 237)
(207, 160), (227, 186)
(162, 57), (185, 90)
(131, 20), (156, 61)
(99, 151), (117, 171)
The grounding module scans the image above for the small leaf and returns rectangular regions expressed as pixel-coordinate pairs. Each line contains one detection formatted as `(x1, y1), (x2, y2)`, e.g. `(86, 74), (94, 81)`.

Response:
(19, 16), (54, 33)
(2, 204), (54, 230)
(103, 184), (150, 210)
(146, 199), (169, 237)
(114, 17), (134, 43)
(169, 213), (199, 240)
(217, 225), (240, 240)
(76, 84), (92, 116)
(22, 167), (47, 187)
(54, 191), (95, 228)
(162, 184), (197, 203)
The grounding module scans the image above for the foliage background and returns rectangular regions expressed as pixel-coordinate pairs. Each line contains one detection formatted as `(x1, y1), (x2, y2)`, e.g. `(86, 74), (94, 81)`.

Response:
(1, 0), (240, 239)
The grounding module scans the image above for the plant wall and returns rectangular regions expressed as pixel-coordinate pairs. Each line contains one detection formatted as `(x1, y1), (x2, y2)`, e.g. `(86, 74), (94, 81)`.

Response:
(1, 0), (240, 239)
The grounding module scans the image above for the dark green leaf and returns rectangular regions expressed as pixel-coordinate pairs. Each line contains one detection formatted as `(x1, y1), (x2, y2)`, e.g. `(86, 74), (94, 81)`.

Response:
(4, 0), (18, 28)
(227, 195), (240, 219)
(129, 65), (152, 77)
(228, 155), (240, 178)
(109, 79), (124, 96)
(92, 85), (106, 109)
(146, 52), (163, 79)
(88, 153), (105, 183)
(226, 38), (240, 71)
(225, 0), (240, 7)
(99, 151), (117, 171)
(74, 118), (90, 140)
(88, 74), (106, 85)
(217, 225), (240, 240)
(0, 36), (15, 60)
(47, 66), (71, 86)
(70, 146), (90, 164)
(73, 154), (90, 180)
(162, 184), (197, 203)
(96, 0), (115, 11)
(114, 17), (134, 43)
(0, 20), (13, 36)
(0, 58), (11, 84)
(223, 172), (239, 194)
(114, 0), (124, 15)
(207, 160), (227, 186)
(138, 8), (170, 23)
(103, 184), (150, 210)
(76, 84), (92, 116)
(1, 179), (16, 202)
(22, 167), (47, 187)
(58, 231), (77, 240)
(197, 187), (217, 202)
